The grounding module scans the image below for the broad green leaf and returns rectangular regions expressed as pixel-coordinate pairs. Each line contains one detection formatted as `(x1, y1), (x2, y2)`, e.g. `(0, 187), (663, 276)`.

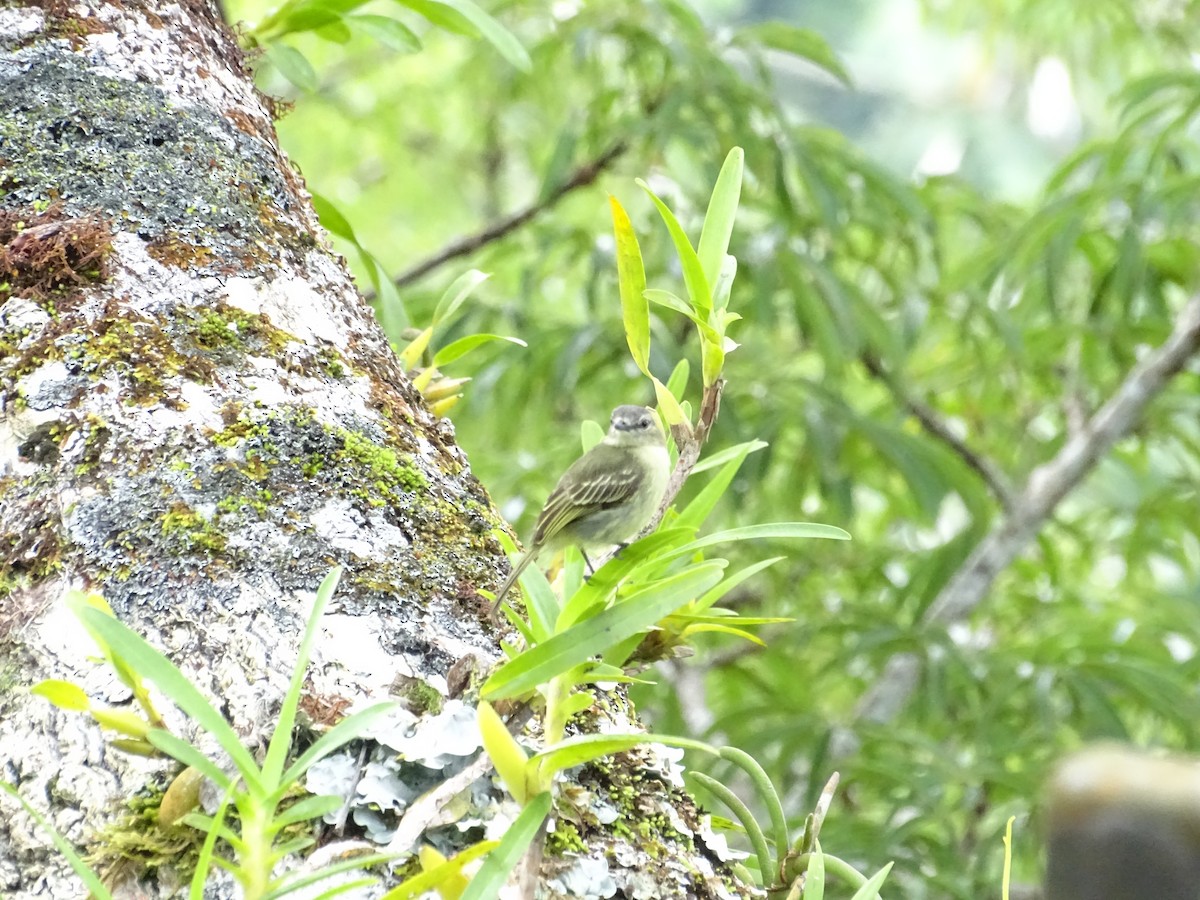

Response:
(482, 563), (725, 699)
(432, 334), (526, 367)
(394, 0), (474, 34)
(610, 195), (651, 376)
(80, 609), (262, 792)
(32, 679), (89, 711)
(264, 43), (319, 93)
(645, 289), (720, 342)
(478, 702), (530, 806)
(459, 793), (551, 900)
(697, 147), (744, 290)
(637, 179), (712, 318)
(311, 192), (358, 242)
(581, 419), (606, 452)
(349, 13), (421, 52)
(0, 781), (114, 900)
(433, 269), (490, 326)
(737, 23), (851, 86)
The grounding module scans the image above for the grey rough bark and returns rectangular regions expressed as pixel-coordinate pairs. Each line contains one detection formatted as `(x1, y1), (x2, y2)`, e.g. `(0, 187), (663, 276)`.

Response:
(0, 3), (745, 898)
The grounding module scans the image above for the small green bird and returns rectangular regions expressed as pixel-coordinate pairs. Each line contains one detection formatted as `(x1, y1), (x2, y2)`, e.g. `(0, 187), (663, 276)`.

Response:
(489, 404), (671, 617)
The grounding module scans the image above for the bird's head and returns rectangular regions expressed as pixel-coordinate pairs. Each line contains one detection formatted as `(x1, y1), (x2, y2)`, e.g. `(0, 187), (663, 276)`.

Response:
(605, 405), (664, 447)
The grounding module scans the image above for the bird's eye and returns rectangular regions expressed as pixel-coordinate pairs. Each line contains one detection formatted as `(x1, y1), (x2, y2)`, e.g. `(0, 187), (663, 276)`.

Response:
(639, 417), (651, 427)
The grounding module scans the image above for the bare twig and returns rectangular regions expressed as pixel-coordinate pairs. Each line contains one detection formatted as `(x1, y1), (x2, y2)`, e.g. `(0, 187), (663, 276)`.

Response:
(380, 140), (629, 293)
(861, 354), (1015, 511)
(851, 294), (1200, 732)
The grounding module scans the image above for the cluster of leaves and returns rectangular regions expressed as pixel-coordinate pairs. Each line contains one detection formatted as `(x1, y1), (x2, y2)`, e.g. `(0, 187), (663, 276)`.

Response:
(219, 0), (1200, 894)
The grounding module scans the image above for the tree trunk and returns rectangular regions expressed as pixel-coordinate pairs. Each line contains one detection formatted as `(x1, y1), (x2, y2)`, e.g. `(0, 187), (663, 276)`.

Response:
(0, 2), (745, 897)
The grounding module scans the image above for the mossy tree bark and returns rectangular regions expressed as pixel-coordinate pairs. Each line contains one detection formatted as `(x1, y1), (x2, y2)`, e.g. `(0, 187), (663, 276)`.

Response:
(0, 3), (745, 898)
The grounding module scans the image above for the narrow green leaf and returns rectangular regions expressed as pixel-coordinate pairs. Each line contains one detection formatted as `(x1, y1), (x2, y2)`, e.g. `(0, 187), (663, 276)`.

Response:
(311, 192), (358, 241)
(79, 609), (261, 792)
(529, 732), (715, 784)
(721, 746), (790, 865)
(279, 702), (395, 790)
(645, 289), (720, 342)
(393, 0), (474, 34)
(637, 180), (712, 318)
(666, 358), (690, 400)
(675, 441), (760, 531)
(653, 377), (692, 436)
(847, 862), (893, 900)
(432, 333), (526, 368)
(459, 793), (551, 900)
(267, 853), (396, 899)
(737, 23), (851, 86)
(482, 563), (725, 700)
(694, 560), (788, 613)
(580, 419), (606, 452)
(556, 527), (697, 630)
(697, 148), (744, 290)
(663, 523), (851, 564)
(269, 794), (343, 831)
(479, 702), (530, 806)
(31, 679), (90, 711)
(433, 269), (490, 327)
(691, 439), (768, 476)
(804, 840), (826, 900)
(190, 785), (234, 900)
(378, 841), (498, 900)
(349, 13), (421, 52)
(264, 43), (319, 92)
(0, 782), (114, 899)
(90, 707), (151, 739)
(146, 729), (234, 791)
(264, 567), (343, 788)
(610, 195), (651, 376)
(423, 0), (531, 71)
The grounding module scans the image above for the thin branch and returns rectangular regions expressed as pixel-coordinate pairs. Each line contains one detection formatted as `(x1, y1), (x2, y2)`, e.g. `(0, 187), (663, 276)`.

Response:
(851, 294), (1200, 731)
(381, 140), (629, 293)
(861, 353), (1016, 511)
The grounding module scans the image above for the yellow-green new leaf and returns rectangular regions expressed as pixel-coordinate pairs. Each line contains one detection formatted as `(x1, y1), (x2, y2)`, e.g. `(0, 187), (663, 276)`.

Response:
(478, 702), (530, 806)
(697, 147), (744, 291)
(380, 841), (500, 900)
(90, 707), (151, 739)
(609, 195), (651, 376)
(32, 679), (90, 712)
(653, 377), (693, 441)
(398, 326), (433, 370)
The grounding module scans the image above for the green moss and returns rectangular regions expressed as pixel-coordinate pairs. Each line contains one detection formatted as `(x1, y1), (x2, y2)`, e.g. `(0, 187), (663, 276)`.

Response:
(336, 427), (428, 506)
(160, 502), (228, 554)
(393, 676), (443, 715)
(546, 820), (587, 855)
(85, 780), (205, 888)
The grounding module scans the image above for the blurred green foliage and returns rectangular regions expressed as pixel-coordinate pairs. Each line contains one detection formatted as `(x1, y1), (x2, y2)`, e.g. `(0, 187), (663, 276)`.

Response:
(225, 0), (1200, 895)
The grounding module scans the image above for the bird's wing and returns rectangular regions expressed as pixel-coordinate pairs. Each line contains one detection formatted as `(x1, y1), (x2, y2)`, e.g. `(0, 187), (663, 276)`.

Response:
(532, 444), (645, 546)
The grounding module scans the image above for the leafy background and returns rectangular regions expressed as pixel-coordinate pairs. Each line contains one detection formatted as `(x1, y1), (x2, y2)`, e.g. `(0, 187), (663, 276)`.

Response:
(224, 0), (1200, 895)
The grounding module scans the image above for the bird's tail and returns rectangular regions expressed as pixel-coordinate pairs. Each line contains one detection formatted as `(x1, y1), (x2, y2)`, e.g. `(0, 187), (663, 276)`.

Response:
(488, 551), (536, 617)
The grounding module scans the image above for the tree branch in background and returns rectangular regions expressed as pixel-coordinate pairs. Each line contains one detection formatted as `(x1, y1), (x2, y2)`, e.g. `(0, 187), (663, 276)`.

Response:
(382, 140), (629, 292)
(860, 353), (1016, 511)
(851, 294), (1200, 731)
